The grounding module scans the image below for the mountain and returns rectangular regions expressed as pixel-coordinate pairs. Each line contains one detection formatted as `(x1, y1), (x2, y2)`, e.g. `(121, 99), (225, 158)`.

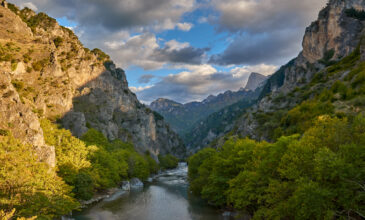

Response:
(0, 1), (185, 167)
(150, 87), (260, 135)
(192, 0), (365, 148)
(183, 98), (256, 152)
(233, 0), (365, 141)
(185, 0), (365, 152)
(186, 1), (365, 217)
(244, 72), (268, 91)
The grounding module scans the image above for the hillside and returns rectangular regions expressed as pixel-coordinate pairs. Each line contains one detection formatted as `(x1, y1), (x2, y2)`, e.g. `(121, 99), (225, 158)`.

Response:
(233, 0), (365, 142)
(187, 0), (365, 150)
(150, 85), (261, 135)
(184, 98), (256, 152)
(187, 0), (365, 218)
(0, 1), (185, 161)
(0, 1), (187, 218)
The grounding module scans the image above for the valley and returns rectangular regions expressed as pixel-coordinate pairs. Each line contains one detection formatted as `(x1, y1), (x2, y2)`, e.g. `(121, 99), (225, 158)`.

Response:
(0, 0), (365, 219)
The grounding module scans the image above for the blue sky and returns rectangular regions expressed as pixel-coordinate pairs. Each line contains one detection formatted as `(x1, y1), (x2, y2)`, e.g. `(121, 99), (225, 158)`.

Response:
(11, 0), (327, 103)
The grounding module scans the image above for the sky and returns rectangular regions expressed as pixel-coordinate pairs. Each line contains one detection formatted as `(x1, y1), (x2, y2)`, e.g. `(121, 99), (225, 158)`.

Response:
(10, 0), (327, 104)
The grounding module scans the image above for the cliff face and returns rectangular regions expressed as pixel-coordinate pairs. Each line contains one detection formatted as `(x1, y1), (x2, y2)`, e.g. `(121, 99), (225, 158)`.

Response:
(234, 0), (365, 141)
(244, 72), (268, 91)
(0, 2), (185, 165)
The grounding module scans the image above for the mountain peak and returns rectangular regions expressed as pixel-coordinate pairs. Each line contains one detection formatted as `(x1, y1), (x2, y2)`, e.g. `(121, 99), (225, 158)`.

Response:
(244, 72), (268, 91)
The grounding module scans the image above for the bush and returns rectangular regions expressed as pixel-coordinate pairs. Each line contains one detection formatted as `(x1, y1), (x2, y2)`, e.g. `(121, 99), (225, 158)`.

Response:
(158, 154), (179, 170)
(53, 37), (63, 48)
(91, 48), (110, 61)
(11, 80), (24, 91)
(345, 8), (365, 21)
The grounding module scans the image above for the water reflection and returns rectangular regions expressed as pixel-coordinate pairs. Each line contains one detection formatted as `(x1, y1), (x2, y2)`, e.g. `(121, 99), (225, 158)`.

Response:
(72, 163), (233, 220)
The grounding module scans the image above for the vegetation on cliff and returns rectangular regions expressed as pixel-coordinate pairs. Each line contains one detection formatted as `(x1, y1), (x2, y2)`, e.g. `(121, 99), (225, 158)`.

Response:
(188, 27), (365, 219)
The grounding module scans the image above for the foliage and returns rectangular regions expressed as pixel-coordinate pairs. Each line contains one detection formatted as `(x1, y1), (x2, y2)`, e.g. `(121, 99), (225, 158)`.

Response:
(11, 79), (24, 91)
(41, 120), (160, 203)
(345, 8), (365, 21)
(153, 111), (164, 121)
(23, 12), (57, 33)
(91, 48), (110, 61)
(41, 119), (94, 200)
(0, 135), (79, 219)
(184, 99), (255, 148)
(158, 154), (179, 170)
(188, 114), (365, 219)
(53, 37), (63, 48)
(32, 59), (49, 71)
(319, 49), (336, 66)
(0, 209), (36, 220)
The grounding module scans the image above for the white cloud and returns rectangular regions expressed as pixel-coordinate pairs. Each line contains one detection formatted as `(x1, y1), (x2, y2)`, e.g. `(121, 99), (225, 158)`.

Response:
(135, 63), (277, 103)
(211, 0), (327, 32)
(130, 85), (153, 93)
(176, 22), (193, 31)
(18, 2), (38, 11)
(10, 0), (196, 32)
(231, 64), (277, 78)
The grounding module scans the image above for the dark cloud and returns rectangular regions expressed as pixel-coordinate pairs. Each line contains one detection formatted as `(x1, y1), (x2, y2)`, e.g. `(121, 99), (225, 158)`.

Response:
(211, 0), (327, 33)
(9, 0), (195, 31)
(153, 45), (209, 65)
(209, 29), (302, 66)
(206, 0), (327, 66)
(138, 74), (155, 84)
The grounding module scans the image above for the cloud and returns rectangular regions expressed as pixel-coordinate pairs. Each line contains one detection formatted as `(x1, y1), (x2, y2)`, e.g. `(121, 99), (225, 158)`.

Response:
(102, 35), (208, 69)
(176, 22), (193, 31)
(209, 29), (302, 66)
(206, 0), (327, 66)
(138, 74), (156, 84)
(153, 40), (209, 65)
(19, 2), (38, 11)
(135, 64), (277, 103)
(130, 85), (153, 93)
(211, 0), (327, 33)
(10, 0), (195, 31)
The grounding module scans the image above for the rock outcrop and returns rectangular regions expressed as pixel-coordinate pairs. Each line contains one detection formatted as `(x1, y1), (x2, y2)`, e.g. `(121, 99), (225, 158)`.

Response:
(244, 72), (268, 91)
(0, 1), (186, 165)
(234, 0), (365, 141)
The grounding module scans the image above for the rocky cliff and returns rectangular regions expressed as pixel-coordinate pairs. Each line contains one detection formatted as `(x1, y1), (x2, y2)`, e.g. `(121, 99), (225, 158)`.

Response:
(0, 1), (185, 165)
(234, 0), (365, 141)
(244, 72), (268, 91)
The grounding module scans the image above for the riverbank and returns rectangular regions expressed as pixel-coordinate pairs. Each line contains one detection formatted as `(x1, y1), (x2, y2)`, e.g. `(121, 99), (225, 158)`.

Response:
(71, 163), (238, 220)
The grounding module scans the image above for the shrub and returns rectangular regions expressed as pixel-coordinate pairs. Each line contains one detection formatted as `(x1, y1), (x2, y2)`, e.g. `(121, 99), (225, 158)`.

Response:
(53, 37), (63, 48)
(345, 8), (365, 21)
(11, 80), (24, 91)
(158, 154), (179, 170)
(91, 48), (110, 61)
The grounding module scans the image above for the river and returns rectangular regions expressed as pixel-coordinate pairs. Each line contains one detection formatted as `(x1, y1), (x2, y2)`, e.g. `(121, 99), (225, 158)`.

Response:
(71, 163), (236, 220)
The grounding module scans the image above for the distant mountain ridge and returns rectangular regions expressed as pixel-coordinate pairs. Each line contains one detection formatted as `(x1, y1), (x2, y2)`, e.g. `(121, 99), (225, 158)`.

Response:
(149, 74), (266, 135)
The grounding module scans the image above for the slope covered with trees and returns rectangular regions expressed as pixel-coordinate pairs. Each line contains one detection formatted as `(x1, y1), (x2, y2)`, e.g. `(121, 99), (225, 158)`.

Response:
(189, 114), (365, 219)
(188, 0), (365, 218)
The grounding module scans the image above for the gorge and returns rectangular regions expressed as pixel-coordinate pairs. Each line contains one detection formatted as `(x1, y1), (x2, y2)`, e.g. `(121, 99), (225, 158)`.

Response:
(0, 0), (365, 219)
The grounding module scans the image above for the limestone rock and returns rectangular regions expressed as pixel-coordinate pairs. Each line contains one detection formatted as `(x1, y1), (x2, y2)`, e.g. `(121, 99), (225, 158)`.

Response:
(0, 1), (186, 169)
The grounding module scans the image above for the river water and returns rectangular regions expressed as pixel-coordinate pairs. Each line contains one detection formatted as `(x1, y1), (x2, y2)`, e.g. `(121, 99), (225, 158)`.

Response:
(71, 163), (235, 220)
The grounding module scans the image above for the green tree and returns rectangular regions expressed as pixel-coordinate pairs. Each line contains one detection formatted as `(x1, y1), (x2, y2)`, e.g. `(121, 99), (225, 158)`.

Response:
(0, 136), (78, 219)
